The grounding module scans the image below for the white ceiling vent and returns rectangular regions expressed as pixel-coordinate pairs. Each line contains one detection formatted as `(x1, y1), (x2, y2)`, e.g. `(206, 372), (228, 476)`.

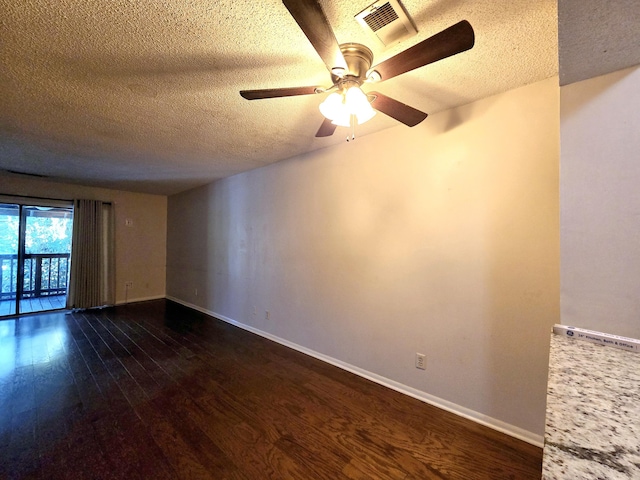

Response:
(355, 0), (417, 46)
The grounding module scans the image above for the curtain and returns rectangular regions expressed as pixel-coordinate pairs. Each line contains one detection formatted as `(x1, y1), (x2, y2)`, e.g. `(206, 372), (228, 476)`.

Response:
(66, 199), (115, 309)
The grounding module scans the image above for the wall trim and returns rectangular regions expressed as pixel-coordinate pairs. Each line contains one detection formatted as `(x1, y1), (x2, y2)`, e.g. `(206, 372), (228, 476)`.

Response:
(116, 294), (165, 306)
(166, 295), (544, 448)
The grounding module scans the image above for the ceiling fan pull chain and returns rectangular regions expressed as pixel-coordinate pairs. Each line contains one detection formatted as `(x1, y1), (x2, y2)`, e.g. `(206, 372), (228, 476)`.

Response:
(346, 114), (356, 142)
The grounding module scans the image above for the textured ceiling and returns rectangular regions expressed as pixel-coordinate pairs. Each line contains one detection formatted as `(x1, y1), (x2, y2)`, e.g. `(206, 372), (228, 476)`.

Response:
(0, 0), (558, 195)
(558, 0), (640, 85)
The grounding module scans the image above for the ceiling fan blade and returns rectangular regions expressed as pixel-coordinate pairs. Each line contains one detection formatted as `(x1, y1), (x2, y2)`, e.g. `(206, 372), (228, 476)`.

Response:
(315, 117), (337, 137)
(369, 92), (428, 127)
(240, 86), (320, 100)
(282, 0), (347, 73)
(370, 20), (474, 81)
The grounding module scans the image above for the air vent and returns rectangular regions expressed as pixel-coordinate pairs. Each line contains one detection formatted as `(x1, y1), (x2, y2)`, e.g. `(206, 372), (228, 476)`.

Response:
(362, 3), (398, 32)
(355, 0), (417, 46)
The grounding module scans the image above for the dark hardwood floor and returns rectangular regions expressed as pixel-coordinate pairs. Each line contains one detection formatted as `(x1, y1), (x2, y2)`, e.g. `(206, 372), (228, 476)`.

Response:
(0, 300), (542, 479)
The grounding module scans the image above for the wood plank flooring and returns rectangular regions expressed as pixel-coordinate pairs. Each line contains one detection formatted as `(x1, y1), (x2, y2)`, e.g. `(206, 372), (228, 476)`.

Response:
(0, 300), (542, 479)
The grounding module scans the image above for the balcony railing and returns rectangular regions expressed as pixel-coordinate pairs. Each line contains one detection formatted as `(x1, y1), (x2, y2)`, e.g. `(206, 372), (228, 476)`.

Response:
(0, 253), (70, 300)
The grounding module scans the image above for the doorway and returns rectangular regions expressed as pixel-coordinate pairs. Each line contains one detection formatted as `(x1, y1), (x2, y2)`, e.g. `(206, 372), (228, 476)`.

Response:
(0, 201), (73, 316)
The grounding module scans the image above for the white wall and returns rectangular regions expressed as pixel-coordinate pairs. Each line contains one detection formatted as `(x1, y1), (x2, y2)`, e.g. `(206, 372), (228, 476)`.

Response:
(560, 66), (640, 337)
(167, 77), (560, 442)
(0, 175), (167, 304)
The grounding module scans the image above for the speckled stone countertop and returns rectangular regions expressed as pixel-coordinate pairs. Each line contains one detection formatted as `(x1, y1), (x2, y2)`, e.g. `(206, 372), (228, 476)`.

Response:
(542, 333), (640, 479)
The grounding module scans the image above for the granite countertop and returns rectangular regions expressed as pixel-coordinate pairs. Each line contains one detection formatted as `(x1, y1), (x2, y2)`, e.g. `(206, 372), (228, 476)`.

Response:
(543, 333), (640, 479)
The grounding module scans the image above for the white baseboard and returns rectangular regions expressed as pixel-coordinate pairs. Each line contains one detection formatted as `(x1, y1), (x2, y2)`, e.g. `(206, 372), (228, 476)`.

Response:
(166, 295), (544, 448)
(116, 294), (166, 306)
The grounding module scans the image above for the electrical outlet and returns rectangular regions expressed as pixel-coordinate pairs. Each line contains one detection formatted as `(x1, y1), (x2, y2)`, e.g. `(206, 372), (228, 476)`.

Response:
(415, 353), (426, 370)
(125, 281), (133, 289)
(253, 306), (257, 316)
(195, 288), (198, 296)
(265, 311), (270, 320)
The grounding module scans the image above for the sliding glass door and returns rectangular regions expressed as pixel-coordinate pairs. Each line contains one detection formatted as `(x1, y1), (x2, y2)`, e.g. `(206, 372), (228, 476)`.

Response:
(0, 201), (73, 317)
(0, 204), (19, 316)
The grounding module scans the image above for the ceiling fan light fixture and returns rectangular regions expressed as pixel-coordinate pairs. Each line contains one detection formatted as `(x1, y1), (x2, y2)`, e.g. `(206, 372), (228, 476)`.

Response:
(319, 85), (375, 126)
(331, 110), (352, 127)
(355, 108), (376, 124)
(345, 86), (376, 123)
(318, 92), (343, 120)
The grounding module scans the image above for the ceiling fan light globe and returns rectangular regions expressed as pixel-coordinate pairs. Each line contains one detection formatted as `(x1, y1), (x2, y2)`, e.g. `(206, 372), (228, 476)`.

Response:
(345, 85), (367, 106)
(345, 86), (376, 124)
(356, 108), (376, 125)
(331, 110), (352, 127)
(319, 92), (344, 120)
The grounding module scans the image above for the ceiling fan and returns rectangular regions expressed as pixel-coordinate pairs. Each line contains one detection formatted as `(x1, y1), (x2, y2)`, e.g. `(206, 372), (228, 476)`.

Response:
(240, 0), (475, 138)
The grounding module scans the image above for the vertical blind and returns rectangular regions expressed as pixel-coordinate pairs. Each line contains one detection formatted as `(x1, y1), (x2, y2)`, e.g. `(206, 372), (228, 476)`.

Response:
(66, 199), (115, 309)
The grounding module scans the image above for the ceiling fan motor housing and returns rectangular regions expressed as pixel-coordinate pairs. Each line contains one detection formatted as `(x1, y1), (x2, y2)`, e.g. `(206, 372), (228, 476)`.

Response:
(332, 43), (374, 87)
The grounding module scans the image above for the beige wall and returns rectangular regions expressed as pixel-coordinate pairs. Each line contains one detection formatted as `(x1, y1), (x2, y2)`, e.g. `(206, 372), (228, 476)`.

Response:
(167, 77), (560, 442)
(0, 175), (167, 304)
(560, 66), (640, 337)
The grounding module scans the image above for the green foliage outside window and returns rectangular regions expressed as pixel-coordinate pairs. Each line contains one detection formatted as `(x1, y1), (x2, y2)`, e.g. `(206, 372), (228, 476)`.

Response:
(0, 210), (73, 296)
